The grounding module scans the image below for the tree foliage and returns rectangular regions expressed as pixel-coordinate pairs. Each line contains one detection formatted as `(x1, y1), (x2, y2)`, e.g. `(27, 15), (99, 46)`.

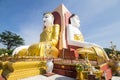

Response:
(104, 48), (120, 58)
(104, 48), (112, 54)
(104, 48), (113, 57)
(0, 30), (24, 50)
(0, 48), (6, 55)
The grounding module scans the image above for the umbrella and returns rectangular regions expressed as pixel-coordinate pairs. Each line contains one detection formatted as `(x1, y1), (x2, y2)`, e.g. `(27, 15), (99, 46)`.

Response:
(76, 47), (95, 54)
(76, 47), (97, 61)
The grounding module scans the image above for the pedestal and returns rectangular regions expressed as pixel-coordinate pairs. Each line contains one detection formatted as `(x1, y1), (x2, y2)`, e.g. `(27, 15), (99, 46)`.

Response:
(44, 73), (55, 77)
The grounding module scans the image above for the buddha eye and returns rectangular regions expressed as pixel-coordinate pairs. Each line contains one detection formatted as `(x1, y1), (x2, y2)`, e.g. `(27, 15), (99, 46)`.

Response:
(45, 16), (48, 18)
(43, 15), (48, 19)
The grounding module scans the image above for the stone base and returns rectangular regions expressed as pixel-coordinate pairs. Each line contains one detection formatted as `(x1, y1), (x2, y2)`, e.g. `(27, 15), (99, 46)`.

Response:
(43, 73), (55, 77)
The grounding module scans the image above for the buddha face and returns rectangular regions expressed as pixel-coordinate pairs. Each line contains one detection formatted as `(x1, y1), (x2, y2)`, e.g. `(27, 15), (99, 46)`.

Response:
(70, 15), (80, 28)
(43, 13), (54, 27)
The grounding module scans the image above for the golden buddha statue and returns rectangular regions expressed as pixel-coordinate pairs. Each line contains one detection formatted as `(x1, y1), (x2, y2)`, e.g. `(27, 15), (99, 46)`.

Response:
(27, 12), (60, 58)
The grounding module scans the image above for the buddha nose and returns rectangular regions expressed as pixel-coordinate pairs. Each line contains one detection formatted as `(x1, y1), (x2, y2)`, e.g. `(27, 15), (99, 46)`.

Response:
(43, 20), (46, 23)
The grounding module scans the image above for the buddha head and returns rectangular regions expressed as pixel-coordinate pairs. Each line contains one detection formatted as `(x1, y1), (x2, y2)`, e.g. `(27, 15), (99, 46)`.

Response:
(43, 12), (54, 27)
(69, 14), (80, 28)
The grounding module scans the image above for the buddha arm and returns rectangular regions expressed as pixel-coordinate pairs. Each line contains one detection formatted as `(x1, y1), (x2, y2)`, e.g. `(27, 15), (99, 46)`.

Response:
(50, 24), (60, 46)
(67, 25), (75, 43)
(67, 25), (96, 47)
(67, 25), (84, 46)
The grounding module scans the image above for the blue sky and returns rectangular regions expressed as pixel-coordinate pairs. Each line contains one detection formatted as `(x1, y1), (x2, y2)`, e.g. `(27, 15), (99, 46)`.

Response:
(0, 0), (120, 50)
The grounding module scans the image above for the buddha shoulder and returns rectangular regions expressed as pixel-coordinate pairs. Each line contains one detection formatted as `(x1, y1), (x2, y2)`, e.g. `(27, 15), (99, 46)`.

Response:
(53, 24), (60, 30)
(54, 24), (60, 27)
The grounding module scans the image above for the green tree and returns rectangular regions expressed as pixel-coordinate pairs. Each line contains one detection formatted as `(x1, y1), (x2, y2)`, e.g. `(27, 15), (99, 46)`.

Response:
(104, 48), (112, 54)
(0, 30), (24, 50)
(0, 48), (6, 55)
(116, 50), (120, 55)
(104, 48), (112, 57)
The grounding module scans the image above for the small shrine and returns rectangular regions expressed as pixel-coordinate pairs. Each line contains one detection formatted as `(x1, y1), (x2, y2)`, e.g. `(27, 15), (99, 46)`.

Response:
(0, 4), (113, 80)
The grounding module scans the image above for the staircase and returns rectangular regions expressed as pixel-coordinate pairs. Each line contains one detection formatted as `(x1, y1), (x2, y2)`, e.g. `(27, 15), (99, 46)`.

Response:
(53, 63), (77, 78)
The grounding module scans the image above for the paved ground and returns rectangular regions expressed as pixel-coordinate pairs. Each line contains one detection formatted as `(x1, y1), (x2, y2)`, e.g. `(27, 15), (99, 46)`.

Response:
(21, 74), (75, 80)
(20, 74), (120, 80)
(112, 76), (120, 80)
(1, 75), (120, 80)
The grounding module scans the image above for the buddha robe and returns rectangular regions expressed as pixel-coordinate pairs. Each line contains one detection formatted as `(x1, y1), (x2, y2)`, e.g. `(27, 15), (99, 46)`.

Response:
(67, 24), (85, 47)
(28, 24), (60, 58)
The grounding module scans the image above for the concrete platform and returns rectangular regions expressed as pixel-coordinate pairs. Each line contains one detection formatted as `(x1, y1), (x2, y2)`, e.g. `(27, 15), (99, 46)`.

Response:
(20, 74), (120, 80)
(112, 76), (120, 80)
(21, 74), (75, 80)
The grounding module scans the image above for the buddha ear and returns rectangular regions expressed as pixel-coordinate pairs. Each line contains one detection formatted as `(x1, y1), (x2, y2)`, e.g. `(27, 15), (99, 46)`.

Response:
(69, 18), (72, 24)
(70, 17), (75, 26)
(44, 26), (46, 29)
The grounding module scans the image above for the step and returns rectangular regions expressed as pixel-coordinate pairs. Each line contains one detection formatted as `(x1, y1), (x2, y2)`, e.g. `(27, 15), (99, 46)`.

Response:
(53, 68), (76, 78)
(54, 64), (76, 71)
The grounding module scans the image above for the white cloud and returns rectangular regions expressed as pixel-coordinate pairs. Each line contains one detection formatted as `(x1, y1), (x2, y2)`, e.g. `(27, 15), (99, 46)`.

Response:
(85, 21), (120, 50)
(86, 21), (120, 40)
(17, 8), (44, 46)
(19, 23), (42, 45)
(80, 0), (119, 24)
